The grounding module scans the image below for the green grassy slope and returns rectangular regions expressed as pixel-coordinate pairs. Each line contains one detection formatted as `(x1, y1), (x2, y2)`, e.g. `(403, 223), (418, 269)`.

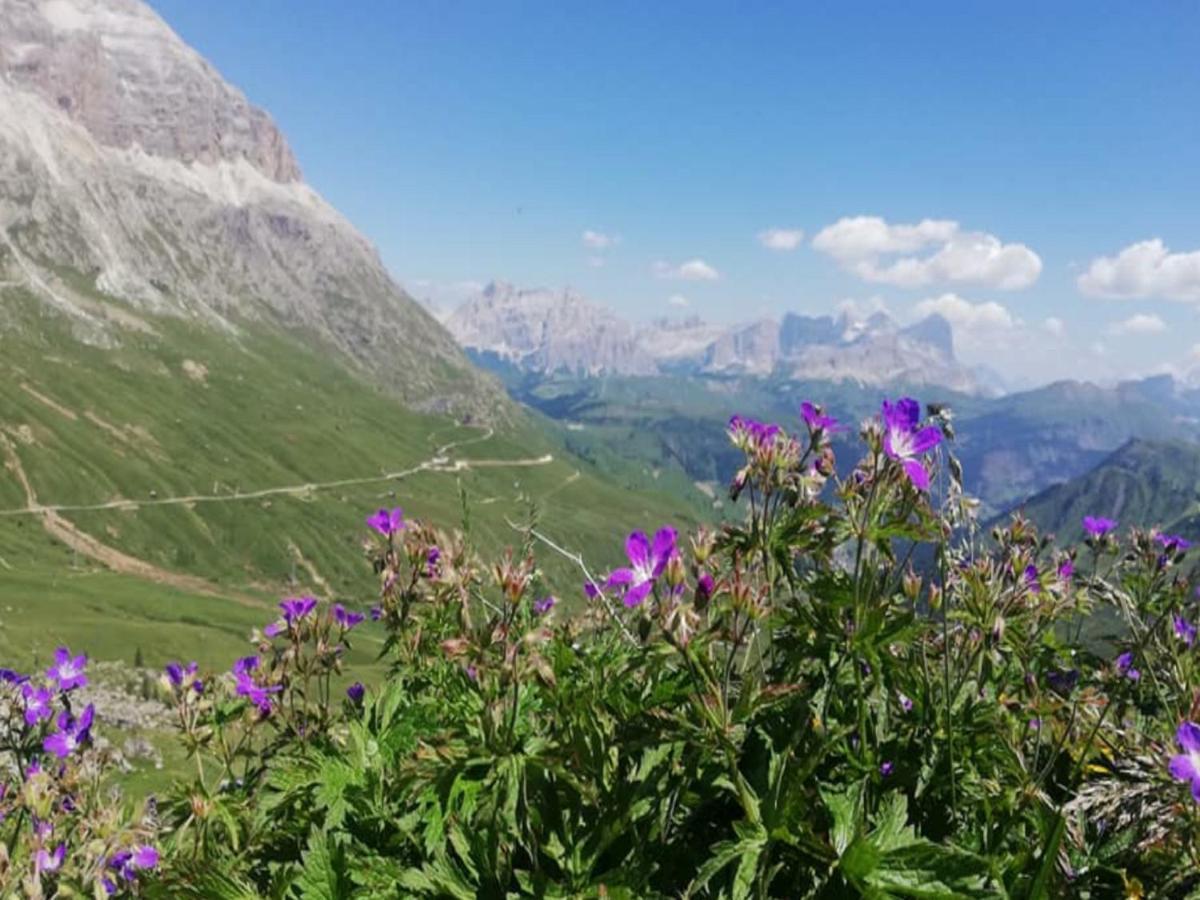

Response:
(1009, 439), (1200, 542)
(0, 288), (702, 670)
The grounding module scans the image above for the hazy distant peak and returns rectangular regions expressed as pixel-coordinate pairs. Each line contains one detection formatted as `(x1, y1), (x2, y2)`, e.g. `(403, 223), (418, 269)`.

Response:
(446, 280), (988, 393)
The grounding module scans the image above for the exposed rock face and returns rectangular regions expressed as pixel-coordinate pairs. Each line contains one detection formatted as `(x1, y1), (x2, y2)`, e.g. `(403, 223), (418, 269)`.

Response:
(446, 281), (657, 376)
(0, 0), (502, 416)
(2, 0), (299, 181)
(445, 281), (987, 393)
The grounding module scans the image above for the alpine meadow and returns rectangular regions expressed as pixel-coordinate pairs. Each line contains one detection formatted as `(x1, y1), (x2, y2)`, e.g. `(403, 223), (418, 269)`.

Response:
(3, 1), (1200, 897)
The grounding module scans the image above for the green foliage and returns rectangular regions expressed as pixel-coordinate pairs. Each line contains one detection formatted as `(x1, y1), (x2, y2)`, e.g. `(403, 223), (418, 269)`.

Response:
(0, 286), (698, 670)
(7, 399), (1200, 896)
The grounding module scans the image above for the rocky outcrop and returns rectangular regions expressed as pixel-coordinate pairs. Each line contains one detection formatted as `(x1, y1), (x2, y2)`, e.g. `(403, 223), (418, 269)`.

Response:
(0, 0), (503, 416)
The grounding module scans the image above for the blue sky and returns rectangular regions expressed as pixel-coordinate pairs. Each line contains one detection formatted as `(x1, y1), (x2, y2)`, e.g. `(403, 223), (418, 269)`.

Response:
(151, 1), (1200, 385)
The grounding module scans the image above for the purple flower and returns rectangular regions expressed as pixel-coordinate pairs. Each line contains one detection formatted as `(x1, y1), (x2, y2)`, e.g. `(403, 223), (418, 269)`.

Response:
(1170, 722), (1200, 802)
(1158, 533), (1192, 554)
(533, 595), (557, 615)
(132, 845), (159, 870)
(35, 844), (64, 874)
(583, 581), (600, 600)
(280, 596), (318, 624)
(22, 684), (53, 726)
(43, 704), (94, 758)
(881, 398), (942, 491)
(605, 527), (678, 608)
(370, 606), (382, 621)
(0, 668), (28, 685)
(1057, 558), (1074, 583)
(898, 692), (913, 713)
(696, 571), (715, 603)
(346, 682), (365, 703)
(234, 671), (281, 714)
(426, 546), (441, 577)
(728, 415), (782, 451)
(1116, 651), (1141, 682)
(107, 847), (153, 883)
(46, 647), (87, 691)
(880, 761), (894, 777)
(1082, 516), (1117, 538)
(332, 604), (365, 631)
(231, 655), (259, 676)
(1175, 615), (1197, 647)
(366, 507), (405, 536)
(108, 850), (132, 880)
(1023, 564), (1041, 593)
(800, 401), (843, 433)
(164, 661), (197, 688)
(263, 621), (285, 638)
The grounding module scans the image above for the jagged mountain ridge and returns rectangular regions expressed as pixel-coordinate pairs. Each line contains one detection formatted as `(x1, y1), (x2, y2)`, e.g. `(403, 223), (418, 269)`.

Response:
(445, 280), (986, 393)
(0, 0), (502, 415)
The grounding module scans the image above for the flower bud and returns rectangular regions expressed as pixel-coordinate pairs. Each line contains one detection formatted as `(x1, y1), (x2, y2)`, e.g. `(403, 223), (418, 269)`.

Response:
(928, 583), (943, 611)
(664, 552), (687, 590)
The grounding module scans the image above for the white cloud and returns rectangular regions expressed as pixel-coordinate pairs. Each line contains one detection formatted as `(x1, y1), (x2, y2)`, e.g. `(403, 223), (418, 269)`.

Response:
(910, 293), (1018, 357)
(1109, 313), (1167, 335)
(1077, 239), (1200, 302)
(653, 258), (720, 281)
(757, 228), (805, 251)
(587, 256), (606, 268)
(582, 229), (619, 250)
(912, 293), (1016, 332)
(1091, 341), (1107, 356)
(812, 215), (1042, 290)
(1044, 316), (1065, 337)
(667, 294), (689, 308)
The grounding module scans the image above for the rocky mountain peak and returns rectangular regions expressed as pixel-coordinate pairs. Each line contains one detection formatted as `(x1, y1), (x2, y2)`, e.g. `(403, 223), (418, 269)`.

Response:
(1, 0), (300, 182)
(0, 0), (501, 416)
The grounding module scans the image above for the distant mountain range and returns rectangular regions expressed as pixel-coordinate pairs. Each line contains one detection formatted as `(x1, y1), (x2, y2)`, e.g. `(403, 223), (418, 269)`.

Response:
(443, 281), (990, 394)
(1010, 438), (1200, 542)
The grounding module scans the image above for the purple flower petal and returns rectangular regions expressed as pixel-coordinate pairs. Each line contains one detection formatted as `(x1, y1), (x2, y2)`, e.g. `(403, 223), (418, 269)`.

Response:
(901, 459), (931, 491)
(1082, 516), (1117, 538)
(1175, 615), (1197, 647)
(605, 568), (635, 589)
(622, 580), (653, 608)
(908, 426), (944, 456)
(1170, 753), (1200, 783)
(650, 527), (678, 577)
(625, 531), (651, 570)
(1179, 722), (1200, 753)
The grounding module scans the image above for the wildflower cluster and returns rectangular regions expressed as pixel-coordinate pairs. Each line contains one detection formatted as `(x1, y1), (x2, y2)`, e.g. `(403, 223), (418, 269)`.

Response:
(0, 651), (158, 897)
(14, 395), (1200, 897)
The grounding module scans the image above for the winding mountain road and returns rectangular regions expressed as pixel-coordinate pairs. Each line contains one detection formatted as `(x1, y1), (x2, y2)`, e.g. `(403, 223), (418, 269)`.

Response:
(0, 427), (555, 604)
(0, 427), (553, 519)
